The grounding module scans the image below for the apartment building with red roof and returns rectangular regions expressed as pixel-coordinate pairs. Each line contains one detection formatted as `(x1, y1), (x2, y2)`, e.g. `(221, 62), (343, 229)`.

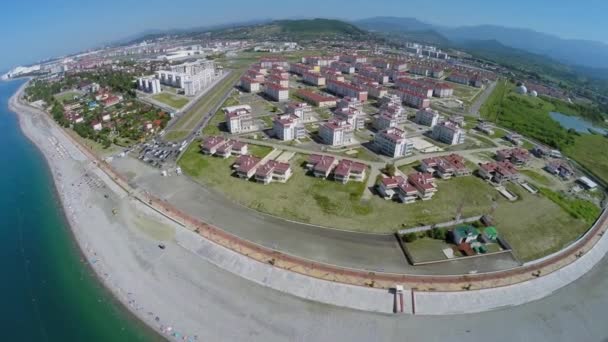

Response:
(306, 154), (337, 179)
(333, 159), (367, 184)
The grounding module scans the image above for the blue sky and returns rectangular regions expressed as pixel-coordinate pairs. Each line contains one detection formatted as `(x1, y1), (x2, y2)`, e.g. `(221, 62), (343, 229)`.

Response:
(1, 0), (607, 71)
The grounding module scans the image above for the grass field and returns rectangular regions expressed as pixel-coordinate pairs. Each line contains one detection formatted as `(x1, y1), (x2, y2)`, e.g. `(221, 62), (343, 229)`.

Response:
(520, 169), (554, 187)
(164, 71), (241, 141)
(178, 141), (594, 260)
(152, 92), (189, 109)
(565, 134), (608, 186)
(54, 91), (81, 103)
(450, 82), (481, 103)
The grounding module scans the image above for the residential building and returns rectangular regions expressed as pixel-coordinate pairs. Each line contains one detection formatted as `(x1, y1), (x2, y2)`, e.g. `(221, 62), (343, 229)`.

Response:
(340, 54), (367, 64)
(319, 119), (354, 146)
(415, 108), (440, 127)
(306, 154), (337, 178)
(432, 121), (465, 145)
(156, 60), (216, 96)
(506, 133), (524, 146)
(396, 78), (434, 98)
(286, 102), (313, 121)
(297, 90), (337, 107)
(267, 74), (289, 88)
(374, 112), (400, 131)
(407, 172), (438, 200)
(240, 76), (261, 93)
(496, 148), (531, 165)
(408, 65), (431, 77)
(137, 77), (161, 94)
(447, 72), (470, 86)
(233, 155), (262, 179)
(224, 105), (254, 133)
(254, 160), (293, 184)
(246, 70), (265, 83)
(326, 79), (368, 101)
(476, 121), (494, 135)
(264, 83), (289, 102)
(302, 71), (326, 86)
(273, 114), (305, 141)
(332, 61), (355, 74)
(333, 159), (367, 184)
(259, 57), (289, 69)
(290, 63), (315, 76)
(374, 127), (413, 158)
(394, 89), (430, 109)
(429, 82), (453, 97)
(334, 106), (365, 130)
(337, 97), (363, 112)
(478, 161), (520, 183)
(377, 176), (418, 203)
(358, 68), (389, 84)
(216, 140), (248, 158)
(545, 159), (574, 180)
(420, 154), (471, 179)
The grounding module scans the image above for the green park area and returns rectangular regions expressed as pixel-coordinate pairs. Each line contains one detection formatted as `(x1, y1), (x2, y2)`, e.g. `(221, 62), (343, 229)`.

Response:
(151, 92), (189, 109)
(449, 82), (482, 103)
(178, 142), (593, 260)
(54, 91), (82, 103)
(481, 80), (608, 185)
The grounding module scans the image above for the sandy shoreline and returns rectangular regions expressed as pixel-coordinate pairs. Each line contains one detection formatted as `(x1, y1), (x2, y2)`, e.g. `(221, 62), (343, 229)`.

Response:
(8, 82), (196, 341)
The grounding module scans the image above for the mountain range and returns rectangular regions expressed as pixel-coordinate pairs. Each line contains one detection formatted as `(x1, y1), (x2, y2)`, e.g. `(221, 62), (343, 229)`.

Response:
(353, 16), (608, 70)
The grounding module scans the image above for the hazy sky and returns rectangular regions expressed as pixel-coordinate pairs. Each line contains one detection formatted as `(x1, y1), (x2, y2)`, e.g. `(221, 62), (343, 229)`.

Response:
(1, 0), (607, 70)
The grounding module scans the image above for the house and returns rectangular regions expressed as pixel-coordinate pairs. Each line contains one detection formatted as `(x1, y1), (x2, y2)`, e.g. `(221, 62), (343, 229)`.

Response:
(432, 121), (465, 145)
(306, 154), (337, 178)
(476, 121), (494, 135)
(264, 83), (289, 102)
(496, 148), (530, 165)
(478, 161), (520, 183)
(407, 172), (437, 200)
(233, 155), (262, 179)
(224, 105), (254, 133)
(201, 136), (226, 155)
(415, 108), (440, 127)
(319, 120), (353, 146)
(421, 154), (471, 179)
(217, 140), (248, 158)
(545, 159), (574, 179)
(333, 159), (367, 184)
(377, 176), (418, 203)
(254, 160), (293, 184)
(505, 133), (524, 146)
(91, 120), (102, 131)
(296, 90), (337, 108)
(374, 127), (414, 158)
(450, 226), (481, 244)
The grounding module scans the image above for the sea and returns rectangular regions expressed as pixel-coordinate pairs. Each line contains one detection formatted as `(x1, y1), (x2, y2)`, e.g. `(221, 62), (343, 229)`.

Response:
(0, 79), (163, 341)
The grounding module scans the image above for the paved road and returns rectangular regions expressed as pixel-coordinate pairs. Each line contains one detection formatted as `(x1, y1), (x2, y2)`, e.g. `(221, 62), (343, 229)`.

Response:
(470, 81), (497, 117)
(112, 156), (520, 275)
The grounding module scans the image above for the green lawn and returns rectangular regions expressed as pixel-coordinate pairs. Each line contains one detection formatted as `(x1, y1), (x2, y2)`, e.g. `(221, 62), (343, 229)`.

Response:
(152, 92), (189, 109)
(54, 91), (81, 103)
(564, 134), (608, 186)
(404, 238), (452, 263)
(520, 169), (553, 187)
(334, 147), (383, 162)
(178, 141), (595, 260)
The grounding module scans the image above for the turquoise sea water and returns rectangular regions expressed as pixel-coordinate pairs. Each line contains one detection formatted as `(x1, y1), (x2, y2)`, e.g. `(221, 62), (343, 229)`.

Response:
(0, 80), (162, 341)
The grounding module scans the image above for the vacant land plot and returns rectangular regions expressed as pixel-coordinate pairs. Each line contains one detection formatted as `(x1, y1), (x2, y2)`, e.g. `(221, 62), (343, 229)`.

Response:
(520, 169), (554, 187)
(152, 92), (189, 109)
(450, 82), (481, 103)
(165, 71), (239, 141)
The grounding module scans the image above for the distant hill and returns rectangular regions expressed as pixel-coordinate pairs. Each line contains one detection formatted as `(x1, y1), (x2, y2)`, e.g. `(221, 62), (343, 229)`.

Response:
(210, 19), (368, 40)
(354, 16), (608, 70)
(353, 17), (449, 46)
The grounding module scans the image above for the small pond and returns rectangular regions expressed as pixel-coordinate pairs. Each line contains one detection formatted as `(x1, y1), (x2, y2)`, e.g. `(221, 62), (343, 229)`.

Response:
(549, 111), (608, 134)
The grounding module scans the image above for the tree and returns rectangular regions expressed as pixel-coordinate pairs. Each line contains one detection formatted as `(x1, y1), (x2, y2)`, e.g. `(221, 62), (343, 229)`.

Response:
(402, 233), (418, 243)
(384, 163), (396, 177)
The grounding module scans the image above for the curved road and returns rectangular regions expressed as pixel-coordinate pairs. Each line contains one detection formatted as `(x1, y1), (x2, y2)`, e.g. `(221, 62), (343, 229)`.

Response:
(112, 156), (520, 275)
